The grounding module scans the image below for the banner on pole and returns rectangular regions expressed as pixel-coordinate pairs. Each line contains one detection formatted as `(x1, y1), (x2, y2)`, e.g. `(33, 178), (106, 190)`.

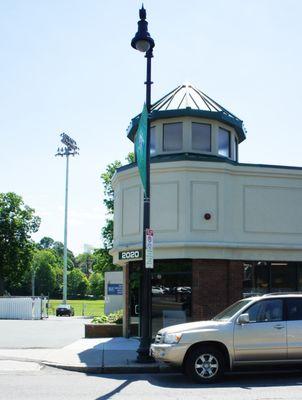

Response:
(134, 103), (148, 193)
(145, 229), (154, 269)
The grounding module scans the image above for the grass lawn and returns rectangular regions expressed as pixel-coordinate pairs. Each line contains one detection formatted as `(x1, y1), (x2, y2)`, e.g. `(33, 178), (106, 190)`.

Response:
(48, 299), (105, 317)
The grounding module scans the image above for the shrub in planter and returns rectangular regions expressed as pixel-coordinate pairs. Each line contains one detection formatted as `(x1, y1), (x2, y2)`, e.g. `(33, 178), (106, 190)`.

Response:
(85, 310), (123, 338)
(91, 309), (123, 325)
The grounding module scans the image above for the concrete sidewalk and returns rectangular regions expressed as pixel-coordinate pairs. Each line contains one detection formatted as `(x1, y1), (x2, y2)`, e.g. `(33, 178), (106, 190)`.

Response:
(0, 337), (173, 374)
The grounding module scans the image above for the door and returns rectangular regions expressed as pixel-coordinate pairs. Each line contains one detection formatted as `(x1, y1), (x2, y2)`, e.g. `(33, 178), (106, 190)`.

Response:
(286, 298), (302, 360)
(234, 299), (287, 361)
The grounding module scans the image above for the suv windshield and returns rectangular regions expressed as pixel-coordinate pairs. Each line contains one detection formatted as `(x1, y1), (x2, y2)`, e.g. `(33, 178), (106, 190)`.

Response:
(212, 299), (252, 321)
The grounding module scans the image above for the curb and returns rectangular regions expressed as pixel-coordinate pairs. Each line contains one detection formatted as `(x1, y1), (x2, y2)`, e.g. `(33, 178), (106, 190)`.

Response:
(42, 361), (176, 374)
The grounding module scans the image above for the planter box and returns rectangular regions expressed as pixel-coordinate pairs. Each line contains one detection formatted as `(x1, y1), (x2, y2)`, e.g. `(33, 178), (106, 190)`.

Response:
(85, 323), (138, 338)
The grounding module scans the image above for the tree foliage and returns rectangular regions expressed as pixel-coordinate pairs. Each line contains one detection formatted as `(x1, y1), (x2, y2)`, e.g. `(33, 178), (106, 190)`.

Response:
(33, 250), (59, 296)
(68, 268), (89, 298)
(37, 236), (75, 270)
(0, 192), (40, 295)
(100, 153), (134, 250)
(101, 160), (122, 217)
(89, 272), (104, 298)
(76, 253), (95, 276)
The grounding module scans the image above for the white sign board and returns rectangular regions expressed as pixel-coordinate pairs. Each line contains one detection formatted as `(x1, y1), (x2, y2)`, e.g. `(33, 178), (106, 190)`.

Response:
(145, 229), (154, 269)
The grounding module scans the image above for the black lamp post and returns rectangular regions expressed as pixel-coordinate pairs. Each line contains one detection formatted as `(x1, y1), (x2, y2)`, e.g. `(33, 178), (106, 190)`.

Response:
(131, 5), (155, 363)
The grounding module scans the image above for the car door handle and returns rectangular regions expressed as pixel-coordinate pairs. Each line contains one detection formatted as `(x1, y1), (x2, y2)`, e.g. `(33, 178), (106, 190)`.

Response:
(273, 324), (285, 329)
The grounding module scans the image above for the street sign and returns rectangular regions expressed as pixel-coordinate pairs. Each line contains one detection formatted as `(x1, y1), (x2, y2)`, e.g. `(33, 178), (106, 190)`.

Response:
(145, 229), (154, 269)
(118, 249), (142, 261)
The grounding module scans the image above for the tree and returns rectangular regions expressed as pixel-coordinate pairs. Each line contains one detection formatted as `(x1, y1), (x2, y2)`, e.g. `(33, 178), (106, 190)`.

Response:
(76, 253), (95, 276)
(33, 250), (59, 296)
(37, 236), (76, 270)
(100, 153), (134, 249)
(38, 236), (55, 250)
(89, 272), (104, 298)
(0, 192), (40, 295)
(68, 268), (89, 298)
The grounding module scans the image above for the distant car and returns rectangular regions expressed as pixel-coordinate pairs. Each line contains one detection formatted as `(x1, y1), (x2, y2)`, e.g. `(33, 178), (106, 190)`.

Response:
(56, 304), (74, 317)
(152, 286), (164, 295)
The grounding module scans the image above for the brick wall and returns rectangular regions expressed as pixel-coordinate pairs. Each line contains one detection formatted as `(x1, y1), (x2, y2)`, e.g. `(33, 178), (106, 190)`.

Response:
(192, 259), (244, 321)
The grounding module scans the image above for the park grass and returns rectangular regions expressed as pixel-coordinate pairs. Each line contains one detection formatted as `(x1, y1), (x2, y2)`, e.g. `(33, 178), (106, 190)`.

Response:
(48, 299), (105, 317)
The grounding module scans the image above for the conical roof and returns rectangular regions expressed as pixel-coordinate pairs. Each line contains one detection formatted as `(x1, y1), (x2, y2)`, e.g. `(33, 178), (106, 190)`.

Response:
(127, 83), (246, 142)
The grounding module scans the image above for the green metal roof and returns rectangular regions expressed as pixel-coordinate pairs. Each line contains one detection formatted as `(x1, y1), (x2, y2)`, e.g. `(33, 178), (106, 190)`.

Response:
(127, 83), (246, 143)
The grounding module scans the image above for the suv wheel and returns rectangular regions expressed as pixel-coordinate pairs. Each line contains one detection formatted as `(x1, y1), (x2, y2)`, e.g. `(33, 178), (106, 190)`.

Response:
(185, 345), (225, 383)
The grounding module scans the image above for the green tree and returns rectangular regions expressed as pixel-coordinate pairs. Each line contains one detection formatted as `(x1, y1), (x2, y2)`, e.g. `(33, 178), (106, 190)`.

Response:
(38, 236), (55, 250)
(93, 248), (119, 273)
(98, 153), (134, 274)
(0, 192), (40, 295)
(68, 268), (89, 298)
(76, 253), (95, 276)
(89, 272), (104, 298)
(38, 236), (75, 270)
(33, 250), (59, 296)
(100, 153), (134, 249)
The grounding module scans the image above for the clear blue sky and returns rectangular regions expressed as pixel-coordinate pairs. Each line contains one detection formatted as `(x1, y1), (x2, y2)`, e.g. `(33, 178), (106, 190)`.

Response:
(1, 0), (301, 254)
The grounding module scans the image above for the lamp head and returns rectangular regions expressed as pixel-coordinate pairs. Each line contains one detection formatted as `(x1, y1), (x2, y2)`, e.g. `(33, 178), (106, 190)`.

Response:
(131, 5), (154, 53)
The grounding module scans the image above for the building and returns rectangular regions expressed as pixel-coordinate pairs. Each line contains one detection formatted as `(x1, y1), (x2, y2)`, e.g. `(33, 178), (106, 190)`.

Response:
(110, 83), (302, 337)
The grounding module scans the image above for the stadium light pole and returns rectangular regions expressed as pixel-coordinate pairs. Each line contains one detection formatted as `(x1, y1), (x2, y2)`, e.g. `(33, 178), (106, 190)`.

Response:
(55, 133), (79, 304)
(131, 5), (155, 363)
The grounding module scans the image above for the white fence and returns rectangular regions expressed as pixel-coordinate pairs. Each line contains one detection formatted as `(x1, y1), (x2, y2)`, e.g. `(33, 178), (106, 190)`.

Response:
(0, 297), (48, 320)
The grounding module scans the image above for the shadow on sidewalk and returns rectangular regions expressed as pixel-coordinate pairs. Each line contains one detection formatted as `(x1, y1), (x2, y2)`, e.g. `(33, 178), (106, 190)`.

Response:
(77, 337), (139, 368)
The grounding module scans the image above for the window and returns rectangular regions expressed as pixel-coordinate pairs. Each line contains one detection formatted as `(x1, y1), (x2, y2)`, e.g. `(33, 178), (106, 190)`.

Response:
(232, 137), (238, 161)
(287, 298), (302, 321)
(218, 128), (231, 157)
(163, 123), (183, 151)
(245, 299), (283, 323)
(192, 123), (211, 152)
(213, 299), (252, 321)
(150, 126), (156, 155)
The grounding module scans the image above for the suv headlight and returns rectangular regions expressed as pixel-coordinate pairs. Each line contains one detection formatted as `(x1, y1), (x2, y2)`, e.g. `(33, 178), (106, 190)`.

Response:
(163, 333), (182, 344)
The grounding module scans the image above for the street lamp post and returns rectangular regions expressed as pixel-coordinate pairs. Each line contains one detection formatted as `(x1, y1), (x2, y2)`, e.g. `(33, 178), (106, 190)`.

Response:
(55, 133), (79, 304)
(131, 5), (155, 363)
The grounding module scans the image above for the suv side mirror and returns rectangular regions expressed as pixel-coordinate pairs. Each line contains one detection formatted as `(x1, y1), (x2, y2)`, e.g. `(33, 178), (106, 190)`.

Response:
(237, 313), (250, 324)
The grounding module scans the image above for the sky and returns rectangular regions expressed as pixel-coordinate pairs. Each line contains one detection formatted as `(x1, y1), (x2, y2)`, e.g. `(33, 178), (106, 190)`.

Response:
(0, 0), (302, 255)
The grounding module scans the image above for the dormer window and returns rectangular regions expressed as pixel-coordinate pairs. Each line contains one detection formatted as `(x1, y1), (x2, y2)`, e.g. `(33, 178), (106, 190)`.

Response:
(218, 127), (231, 158)
(192, 123), (211, 152)
(163, 122), (183, 151)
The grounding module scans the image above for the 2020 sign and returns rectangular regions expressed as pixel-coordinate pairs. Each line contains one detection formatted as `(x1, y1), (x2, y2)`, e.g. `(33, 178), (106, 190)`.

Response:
(118, 249), (142, 261)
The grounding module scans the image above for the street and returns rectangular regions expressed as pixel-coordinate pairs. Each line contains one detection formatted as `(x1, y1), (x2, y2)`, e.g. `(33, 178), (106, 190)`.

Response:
(0, 318), (302, 399)
(1, 365), (302, 400)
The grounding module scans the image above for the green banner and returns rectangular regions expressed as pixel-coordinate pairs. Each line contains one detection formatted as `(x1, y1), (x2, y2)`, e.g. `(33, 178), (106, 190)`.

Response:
(134, 103), (148, 193)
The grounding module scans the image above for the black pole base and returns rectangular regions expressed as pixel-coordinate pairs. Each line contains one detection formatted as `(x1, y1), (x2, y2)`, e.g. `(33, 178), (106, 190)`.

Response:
(136, 339), (156, 363)
(136, 348), (156, 364)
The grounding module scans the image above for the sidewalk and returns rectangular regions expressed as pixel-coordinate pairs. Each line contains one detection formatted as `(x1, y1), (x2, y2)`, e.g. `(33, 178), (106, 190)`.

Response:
(0, 337), (174, 374)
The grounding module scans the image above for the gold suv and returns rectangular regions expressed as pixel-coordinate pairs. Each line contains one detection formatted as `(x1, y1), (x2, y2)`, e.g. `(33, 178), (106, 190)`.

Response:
(151, 294), (302, 383)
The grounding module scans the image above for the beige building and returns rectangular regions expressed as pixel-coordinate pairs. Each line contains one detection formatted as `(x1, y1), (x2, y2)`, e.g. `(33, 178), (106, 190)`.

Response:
(110, 83), (302, 336)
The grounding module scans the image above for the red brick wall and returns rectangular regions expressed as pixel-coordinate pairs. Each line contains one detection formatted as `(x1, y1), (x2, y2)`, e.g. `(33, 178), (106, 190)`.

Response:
(192, 259), (244, 321)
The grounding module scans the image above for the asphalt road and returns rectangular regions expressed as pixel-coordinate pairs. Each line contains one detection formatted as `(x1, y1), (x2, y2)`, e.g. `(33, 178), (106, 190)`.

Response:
(0, 316), (90, 348)
(0, 366), (302, 400)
